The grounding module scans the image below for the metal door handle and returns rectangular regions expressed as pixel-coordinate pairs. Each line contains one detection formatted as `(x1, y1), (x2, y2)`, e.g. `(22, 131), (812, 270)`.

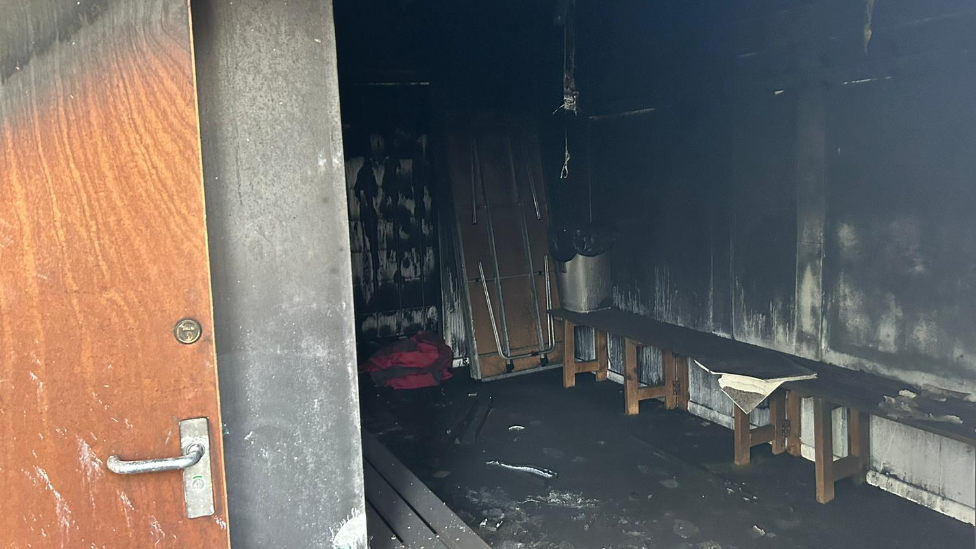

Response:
(107, 443), (205, 475)
(104, 418), (216, 518)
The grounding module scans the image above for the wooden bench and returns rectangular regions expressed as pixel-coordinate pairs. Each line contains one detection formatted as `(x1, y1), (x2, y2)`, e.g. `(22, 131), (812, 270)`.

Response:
(782, 361), (976, 506)
(550, 307), (976, 548)
(363, 431), (490, 549)
(555, 308), (741, 416)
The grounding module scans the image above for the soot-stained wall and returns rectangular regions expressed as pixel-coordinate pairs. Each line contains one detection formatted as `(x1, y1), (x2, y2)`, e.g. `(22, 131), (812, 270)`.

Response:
(569, 0), (976, 397)
(563, 0), (976, 521)
(342, 88), (439, 359)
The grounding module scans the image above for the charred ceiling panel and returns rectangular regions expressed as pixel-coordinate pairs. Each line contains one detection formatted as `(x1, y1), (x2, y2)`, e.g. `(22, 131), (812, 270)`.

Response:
(590, 109), (718, 334)
(730, 91), (799, 353)
(823, 72), (976, 393)
(577, 0), (725, 109)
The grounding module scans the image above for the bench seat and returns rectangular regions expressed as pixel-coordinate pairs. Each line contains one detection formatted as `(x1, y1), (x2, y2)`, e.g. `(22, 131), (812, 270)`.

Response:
(550, 306), (976, 548)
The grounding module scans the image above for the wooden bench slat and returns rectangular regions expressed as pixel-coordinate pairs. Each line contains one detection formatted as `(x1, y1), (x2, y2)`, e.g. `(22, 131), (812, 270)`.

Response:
(366, 501), (406, 549)
(831, 455), (864, 483)
(551, 308), (746, 360)
(639, 386), (667, 400)
(363, 461), (448, 548)
(751, 424), (776, 445)
(363, 432), (492, 549)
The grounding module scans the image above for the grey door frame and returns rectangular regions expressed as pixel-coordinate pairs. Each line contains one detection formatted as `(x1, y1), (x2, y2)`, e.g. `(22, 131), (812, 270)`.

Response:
(193, 1), (367, 547)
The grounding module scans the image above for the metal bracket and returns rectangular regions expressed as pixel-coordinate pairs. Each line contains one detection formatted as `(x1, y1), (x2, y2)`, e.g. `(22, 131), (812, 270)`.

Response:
(672, 379), (682, 396)
(781, 418), (792, 437)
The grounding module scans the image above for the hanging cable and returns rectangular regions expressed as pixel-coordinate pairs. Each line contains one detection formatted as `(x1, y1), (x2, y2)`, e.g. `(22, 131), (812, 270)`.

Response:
(560, 130), (571, 179)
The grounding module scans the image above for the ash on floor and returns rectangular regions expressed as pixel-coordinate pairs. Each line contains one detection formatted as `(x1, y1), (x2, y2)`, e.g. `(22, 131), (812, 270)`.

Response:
(360, 368), (971, 549)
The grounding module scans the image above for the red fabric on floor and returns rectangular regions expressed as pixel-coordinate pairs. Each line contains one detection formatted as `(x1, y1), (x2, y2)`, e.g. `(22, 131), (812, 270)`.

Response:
(361, 331), (453, 389)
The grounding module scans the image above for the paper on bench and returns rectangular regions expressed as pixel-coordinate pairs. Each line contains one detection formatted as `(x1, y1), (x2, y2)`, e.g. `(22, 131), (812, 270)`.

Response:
(694, 357), (817, 415)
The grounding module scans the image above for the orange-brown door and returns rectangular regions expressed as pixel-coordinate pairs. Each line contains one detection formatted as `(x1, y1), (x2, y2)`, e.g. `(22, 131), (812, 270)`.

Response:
(0, 1), (231, 547)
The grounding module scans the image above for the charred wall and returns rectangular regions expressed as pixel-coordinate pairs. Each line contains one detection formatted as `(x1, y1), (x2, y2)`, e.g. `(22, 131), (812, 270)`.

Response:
(564, 0), (976, 520)
(342, 87), (439, 359)
(570, 0), (976, 396)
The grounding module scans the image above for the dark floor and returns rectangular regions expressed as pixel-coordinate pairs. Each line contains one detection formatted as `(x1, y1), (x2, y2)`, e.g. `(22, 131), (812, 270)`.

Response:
(360, 368), (972, 549)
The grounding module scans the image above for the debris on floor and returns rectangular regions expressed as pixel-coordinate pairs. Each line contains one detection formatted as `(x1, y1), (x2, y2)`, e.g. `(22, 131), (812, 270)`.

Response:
(486, 460), (559, 482)
(522, 489), (599, 509)
(360, 368), (972, 549)
(451, 396), (494, 444)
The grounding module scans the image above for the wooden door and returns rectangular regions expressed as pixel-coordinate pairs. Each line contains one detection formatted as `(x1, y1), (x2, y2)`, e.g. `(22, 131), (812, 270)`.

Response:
(0, 1), (231, 547)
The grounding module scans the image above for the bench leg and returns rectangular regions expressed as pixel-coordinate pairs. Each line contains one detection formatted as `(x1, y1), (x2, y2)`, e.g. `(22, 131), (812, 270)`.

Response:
(663, 351), (677, 410)
(770, 390), (787, 455)
(733, 404), (752, 466)
(595, 330), (609, 382)
(786, 390), (803, 457)
(624, 338), (640, 415)
(848, 409), (870, 486)
(814, 397), (835, 504)
(676, 356), (690, 410)
(563, 320), (577, 388)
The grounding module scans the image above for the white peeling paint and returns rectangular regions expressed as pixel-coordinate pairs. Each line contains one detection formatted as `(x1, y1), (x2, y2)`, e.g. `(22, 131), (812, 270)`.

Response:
(331, 510), (367, 549)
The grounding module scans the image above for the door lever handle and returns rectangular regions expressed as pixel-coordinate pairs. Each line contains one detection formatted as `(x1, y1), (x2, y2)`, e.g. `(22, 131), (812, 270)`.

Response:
(104, 418), (215, 518)
(107, 443), (205, 475)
